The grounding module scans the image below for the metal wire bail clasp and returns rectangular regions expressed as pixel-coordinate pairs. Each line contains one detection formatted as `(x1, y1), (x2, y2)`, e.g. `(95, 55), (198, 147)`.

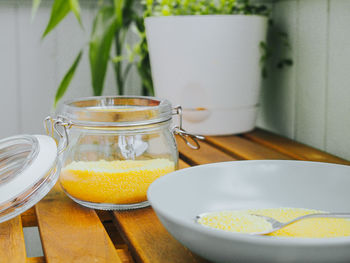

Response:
(44, 115), (72, 155)
(172, 106), (205, 150)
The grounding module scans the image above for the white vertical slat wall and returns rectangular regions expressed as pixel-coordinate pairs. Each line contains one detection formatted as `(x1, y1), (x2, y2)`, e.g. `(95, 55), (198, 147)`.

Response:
(258, 0), (298, 139)
(0, 2), (21, 138)
(326, 0), (350, 161)
(0, 0), (349, 160)
(257, 0), (350, 160)
(295, 0), (328, 150)
(0, 0), (133, 137)
(17, 1), (57, 135)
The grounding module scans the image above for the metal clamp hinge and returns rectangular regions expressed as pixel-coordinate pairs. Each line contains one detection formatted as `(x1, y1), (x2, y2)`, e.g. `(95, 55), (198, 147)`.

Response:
(44, 115), (72, 155)
(172, 106), (205, 150)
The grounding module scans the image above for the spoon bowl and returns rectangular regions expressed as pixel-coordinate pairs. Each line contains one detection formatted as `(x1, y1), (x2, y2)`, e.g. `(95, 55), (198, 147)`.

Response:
(196, 212), (350, 235)
(251, 213), (350, 235)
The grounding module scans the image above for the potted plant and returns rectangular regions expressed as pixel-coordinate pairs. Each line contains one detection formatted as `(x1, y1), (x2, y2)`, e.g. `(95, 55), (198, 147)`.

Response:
(144, 0), (270, 135)
(36, 0), (290, 132)
(35, 0), (154, 106)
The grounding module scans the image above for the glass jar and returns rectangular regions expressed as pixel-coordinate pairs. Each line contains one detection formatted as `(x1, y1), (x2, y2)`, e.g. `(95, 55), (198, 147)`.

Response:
(45, 96), (202, 210)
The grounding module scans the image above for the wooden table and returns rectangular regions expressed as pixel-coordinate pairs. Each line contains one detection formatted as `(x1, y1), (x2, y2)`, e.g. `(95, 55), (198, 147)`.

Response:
(1, 129), (349, 263)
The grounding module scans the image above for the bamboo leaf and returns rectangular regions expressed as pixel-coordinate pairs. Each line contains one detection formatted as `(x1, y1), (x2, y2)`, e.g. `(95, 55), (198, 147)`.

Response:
(89, 7), (117, 96)
(31, 0), (41, 21)
(121, 0), (135, 27)
(114, 0), (124, 29)
(42, 0), (70, 38)
(112, 55), (124, 64)
(54, 50), (83, 107)
(69, 0), (83, 27)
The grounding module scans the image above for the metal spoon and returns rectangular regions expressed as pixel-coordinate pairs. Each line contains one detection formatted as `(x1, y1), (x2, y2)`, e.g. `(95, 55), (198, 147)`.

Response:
(250, 213), (350, 235)
(196, 212), (350, 235)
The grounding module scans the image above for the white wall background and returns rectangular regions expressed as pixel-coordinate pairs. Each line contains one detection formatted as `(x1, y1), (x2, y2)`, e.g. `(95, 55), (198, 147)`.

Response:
(0, 0), (140, 138)
(257, 0), (350, 160)
(0, 0), (349, 160)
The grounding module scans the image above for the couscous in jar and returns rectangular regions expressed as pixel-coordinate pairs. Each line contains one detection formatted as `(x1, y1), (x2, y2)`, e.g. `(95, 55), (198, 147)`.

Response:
(46, 96), (202, 210)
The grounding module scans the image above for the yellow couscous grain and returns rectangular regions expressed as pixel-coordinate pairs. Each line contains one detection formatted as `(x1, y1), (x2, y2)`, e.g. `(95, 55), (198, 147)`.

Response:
(198, 208), (350, 238)
(198, 211), (273, 234)
(60, 159), (175, 204)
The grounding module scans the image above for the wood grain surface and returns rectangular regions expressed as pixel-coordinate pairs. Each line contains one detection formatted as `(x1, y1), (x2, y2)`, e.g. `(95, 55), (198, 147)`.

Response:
(179, 159), (191, 169)
(21, 207), (37, 227)
(206, 135), (293, 160)
(0, 216), (26, 263)
(111, 156), (209, 263)
(244, 129), (350, 165)
(113, 207), (208, 263)
(0, 129), (348, 263)
(116, 248), (134, 263)
(0, 216), (27, 263)
(177, 137), (235, 165)
(35, 184), (122, 263)
(27, 257), (45, 263)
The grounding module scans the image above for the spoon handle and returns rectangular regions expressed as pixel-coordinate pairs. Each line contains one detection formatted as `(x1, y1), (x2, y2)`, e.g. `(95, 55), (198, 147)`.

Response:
(285, 213), (350, 227)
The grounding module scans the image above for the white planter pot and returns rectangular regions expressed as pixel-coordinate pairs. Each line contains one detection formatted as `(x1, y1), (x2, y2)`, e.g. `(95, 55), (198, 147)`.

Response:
(145, 15), (268, 135)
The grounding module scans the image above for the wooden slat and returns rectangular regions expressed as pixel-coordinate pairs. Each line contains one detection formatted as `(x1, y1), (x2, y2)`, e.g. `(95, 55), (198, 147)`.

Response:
(113, 207), (208, 263)
(179, 159), (191, 169)
(116, 248), (134, 263)
(110, 142), (231, 263)
(96, 210), (113, 223)
(206, 135), (293, 160)
(244, 129), (350, 165)
(27, 257), (45, 263)
(21, 207), (37, 227)
(102, 221), (128, 250)
(111, 158), (207, 263)
(177, 137), (236, 164)
(0, 216), (26, 263)
(35, 184), (122, 263)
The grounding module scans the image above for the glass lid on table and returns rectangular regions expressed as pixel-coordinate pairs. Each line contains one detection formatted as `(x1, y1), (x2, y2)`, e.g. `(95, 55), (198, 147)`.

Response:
(0, 135), (58, 223)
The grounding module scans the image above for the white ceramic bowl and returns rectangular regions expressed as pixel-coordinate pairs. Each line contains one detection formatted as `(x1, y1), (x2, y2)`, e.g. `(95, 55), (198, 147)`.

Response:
(147, 160), (350, 263)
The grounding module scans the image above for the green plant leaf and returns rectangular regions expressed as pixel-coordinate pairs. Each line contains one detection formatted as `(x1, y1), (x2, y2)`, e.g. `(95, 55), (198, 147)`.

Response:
(112, 55), (124, 64)
(69, 0), (83, 26)
(42, 0), (70, 38)
(114, 0), (124, 28)
(89, 7), (117, 96)
(31, 0), (41, 21)
(54, 50), (83, 107)
(121, 0), (136, 27)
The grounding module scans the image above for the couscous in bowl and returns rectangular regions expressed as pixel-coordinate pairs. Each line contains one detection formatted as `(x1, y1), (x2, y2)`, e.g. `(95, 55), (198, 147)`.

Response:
(147, 160), (350, 263)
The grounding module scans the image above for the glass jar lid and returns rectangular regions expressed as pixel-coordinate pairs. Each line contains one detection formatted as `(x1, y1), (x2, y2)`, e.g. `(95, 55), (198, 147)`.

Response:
(0, 135), (58, 223)
(56, 96), (173, 127)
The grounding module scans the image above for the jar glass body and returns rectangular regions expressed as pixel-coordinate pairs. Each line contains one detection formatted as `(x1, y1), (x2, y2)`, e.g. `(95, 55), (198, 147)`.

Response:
(59, 120), (178, 210)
